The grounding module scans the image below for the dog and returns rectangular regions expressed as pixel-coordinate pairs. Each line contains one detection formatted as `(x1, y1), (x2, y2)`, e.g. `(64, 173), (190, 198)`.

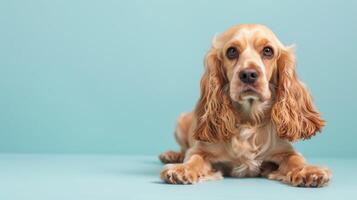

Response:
(159, 24), (331, 187)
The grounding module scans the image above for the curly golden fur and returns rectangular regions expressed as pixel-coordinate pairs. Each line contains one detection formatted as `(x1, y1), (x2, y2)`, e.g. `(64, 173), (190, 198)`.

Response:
(271, 48), (325, 141)
(193, 49), (239, 143)
(159, 24), (331, 187)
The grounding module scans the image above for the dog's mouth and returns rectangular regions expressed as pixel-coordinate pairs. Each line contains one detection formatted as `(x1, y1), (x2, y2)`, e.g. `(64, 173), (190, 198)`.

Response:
(239, 86), (263, 101)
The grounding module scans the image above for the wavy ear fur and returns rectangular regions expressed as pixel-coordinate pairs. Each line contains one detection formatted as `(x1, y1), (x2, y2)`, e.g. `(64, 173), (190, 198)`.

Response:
(271, 47), (325, 141)
(193, 48), (238, 143)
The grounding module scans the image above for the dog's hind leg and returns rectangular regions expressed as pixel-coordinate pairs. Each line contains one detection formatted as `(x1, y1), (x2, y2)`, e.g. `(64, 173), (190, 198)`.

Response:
(159, 112), (193, 164)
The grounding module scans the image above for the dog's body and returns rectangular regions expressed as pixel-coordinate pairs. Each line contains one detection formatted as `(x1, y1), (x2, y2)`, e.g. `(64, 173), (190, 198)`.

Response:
(159, 24), (331, 187)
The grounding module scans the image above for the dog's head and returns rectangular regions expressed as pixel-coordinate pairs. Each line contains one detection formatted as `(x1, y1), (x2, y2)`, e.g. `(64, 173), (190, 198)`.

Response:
(194, 24), (324, 142)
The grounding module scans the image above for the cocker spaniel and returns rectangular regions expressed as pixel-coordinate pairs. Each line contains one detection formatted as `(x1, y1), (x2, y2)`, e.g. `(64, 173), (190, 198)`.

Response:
(159, 24), (331, 187)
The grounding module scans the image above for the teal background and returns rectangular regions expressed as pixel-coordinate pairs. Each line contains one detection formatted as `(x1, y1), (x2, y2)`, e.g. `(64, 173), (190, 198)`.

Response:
(1, 0), (356, 156)
(1, 155), (354, 200)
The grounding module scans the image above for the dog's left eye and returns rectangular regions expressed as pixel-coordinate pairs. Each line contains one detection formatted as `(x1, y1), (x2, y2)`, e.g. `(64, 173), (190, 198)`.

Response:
(226, 47), (239, 60)
(262, 46), (274, 58)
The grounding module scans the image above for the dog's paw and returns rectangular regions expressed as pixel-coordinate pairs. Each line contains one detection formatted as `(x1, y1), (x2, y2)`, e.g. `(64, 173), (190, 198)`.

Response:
(159, 151), (183, 164)
(286, 166), (331, 187)
(160, 164), (200, 184)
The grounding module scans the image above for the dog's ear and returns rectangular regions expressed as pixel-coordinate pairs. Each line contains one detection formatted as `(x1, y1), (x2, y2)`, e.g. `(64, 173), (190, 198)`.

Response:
(271, 47), (325, 141)
(193, 47), (238, 143)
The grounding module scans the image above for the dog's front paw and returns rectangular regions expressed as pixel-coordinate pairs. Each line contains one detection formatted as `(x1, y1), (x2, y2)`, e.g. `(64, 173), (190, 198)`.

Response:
(287, 166), (331, 187)
(160, 164), (200, 184)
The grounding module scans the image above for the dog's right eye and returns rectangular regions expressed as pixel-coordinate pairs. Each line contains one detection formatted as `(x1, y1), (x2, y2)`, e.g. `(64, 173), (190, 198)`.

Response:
(226, 47), (239, 60)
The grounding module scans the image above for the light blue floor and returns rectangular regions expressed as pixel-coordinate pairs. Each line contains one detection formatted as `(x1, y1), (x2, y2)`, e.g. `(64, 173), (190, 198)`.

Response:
(0, 154), (355, 200)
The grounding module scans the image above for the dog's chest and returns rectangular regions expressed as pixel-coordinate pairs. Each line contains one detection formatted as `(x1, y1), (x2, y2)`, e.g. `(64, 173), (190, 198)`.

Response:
(227, 126), (270, 177)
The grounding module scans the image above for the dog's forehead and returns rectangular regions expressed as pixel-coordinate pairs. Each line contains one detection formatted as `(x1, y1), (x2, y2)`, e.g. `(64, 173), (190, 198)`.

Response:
(213, 24), (278, 49)
(232, 25), (275, 42)
(212, 24), (285, 51)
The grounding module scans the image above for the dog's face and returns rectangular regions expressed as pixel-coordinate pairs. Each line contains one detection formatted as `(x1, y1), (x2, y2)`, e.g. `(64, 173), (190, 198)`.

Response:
(219, 25), (281, 103)
(194, 24), (324, 142)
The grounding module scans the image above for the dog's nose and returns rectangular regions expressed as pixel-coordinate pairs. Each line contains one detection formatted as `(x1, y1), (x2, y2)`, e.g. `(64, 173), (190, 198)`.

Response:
(239, 69), (258, 84)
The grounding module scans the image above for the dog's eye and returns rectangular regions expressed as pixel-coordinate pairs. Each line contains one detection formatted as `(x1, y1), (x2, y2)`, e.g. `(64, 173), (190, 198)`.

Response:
(226, 47), (239, 60)
(262, 46), (274, 58)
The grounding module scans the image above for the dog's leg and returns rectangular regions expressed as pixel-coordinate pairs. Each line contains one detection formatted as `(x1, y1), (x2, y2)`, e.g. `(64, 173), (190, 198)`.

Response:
(159, 150), (185, 164)
(159, 112), (193, 164)
(266, 152), (331, 187)
(160, 154), (222, 184)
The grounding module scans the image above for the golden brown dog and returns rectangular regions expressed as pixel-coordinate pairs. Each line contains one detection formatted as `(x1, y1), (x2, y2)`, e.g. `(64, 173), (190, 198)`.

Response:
(159, 24), (331, 187)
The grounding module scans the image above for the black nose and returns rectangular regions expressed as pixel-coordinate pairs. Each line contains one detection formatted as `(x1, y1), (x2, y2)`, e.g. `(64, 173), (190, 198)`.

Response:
(239, 69), (258, 84)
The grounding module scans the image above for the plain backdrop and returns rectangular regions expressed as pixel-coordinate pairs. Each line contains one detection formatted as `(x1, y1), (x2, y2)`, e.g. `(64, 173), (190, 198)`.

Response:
(1, 0), (356, 157)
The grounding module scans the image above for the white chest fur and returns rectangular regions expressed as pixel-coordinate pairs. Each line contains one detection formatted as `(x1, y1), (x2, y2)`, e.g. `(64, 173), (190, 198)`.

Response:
(229, 125), (272, 177)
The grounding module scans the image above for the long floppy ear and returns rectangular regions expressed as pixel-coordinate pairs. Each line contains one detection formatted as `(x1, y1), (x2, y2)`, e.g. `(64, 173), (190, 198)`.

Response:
(193, 48), (238, 143)
(271, 47), (325, 141)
